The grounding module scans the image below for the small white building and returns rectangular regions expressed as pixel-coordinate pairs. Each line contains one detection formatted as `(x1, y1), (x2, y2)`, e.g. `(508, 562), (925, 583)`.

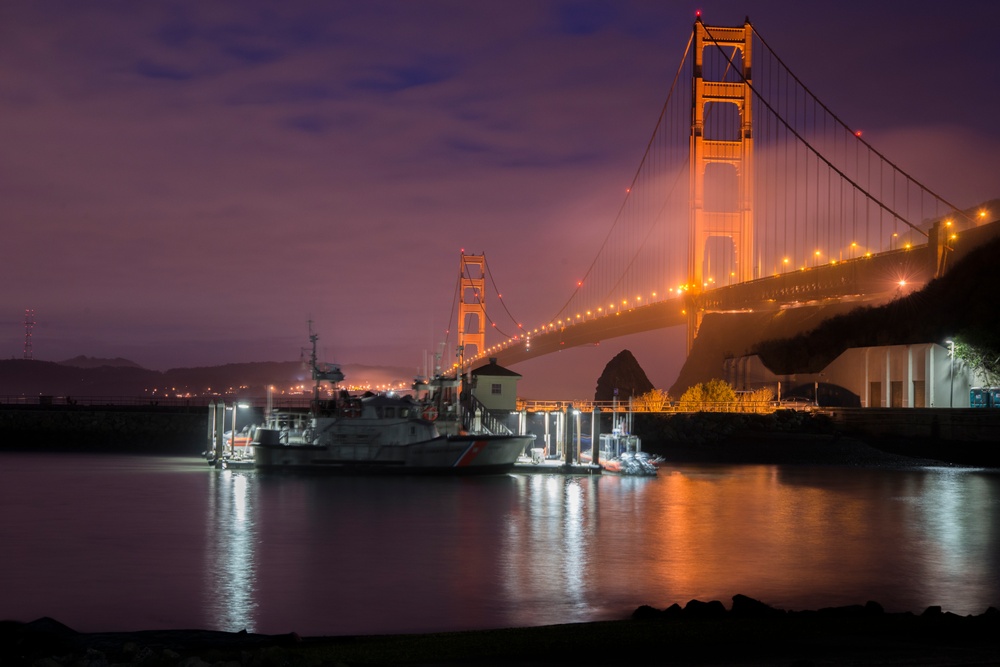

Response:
(726, 343), (982, 408)
(469, 357), (522, 412)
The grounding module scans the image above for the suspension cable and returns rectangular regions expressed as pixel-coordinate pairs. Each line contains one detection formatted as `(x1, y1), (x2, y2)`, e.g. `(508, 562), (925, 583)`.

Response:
(749, 22), (972, 225)
(548, 31), (694, 323)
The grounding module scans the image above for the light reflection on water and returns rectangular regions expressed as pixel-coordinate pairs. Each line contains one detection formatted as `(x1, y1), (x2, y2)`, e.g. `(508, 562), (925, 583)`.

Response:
(204, 470), (258, 631)
(1, 453), (998, 636)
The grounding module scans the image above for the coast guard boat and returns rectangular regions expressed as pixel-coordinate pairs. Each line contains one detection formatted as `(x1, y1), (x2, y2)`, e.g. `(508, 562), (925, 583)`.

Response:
(252, 333), (533, 474)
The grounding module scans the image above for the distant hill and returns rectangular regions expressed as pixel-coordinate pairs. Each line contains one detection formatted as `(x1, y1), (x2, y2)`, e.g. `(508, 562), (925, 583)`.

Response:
(0, 359), (415, 399)
(58, 356), (145, 369)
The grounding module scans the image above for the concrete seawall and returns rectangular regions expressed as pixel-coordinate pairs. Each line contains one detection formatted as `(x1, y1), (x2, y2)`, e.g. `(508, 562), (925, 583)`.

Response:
(826, 408), (1000, 465)
(827, 408), (999, 443)
(2, 404), (995, 462)
(0, 405), (219, 454)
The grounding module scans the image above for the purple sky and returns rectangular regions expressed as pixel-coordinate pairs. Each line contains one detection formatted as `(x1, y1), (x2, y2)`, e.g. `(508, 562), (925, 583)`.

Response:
(3, 1), (998, 398)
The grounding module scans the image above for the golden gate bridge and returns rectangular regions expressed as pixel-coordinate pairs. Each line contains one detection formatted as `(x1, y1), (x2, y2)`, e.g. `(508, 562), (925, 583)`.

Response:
(447, 15), (995, 371)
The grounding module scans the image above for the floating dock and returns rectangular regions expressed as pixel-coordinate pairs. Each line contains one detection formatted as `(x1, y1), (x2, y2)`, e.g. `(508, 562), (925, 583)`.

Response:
(512, 457), (602, 475)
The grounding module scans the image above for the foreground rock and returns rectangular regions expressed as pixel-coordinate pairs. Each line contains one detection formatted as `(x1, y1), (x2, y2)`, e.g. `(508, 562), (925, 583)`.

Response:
(4, 595), (999, 666)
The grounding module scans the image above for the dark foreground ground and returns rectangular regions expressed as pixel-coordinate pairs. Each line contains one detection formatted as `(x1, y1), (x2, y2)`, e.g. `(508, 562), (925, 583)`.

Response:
(4, 597), (999, 666)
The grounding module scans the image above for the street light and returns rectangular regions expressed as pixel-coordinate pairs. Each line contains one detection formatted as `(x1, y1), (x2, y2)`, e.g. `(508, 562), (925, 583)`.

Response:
(946, 340), (955, 408)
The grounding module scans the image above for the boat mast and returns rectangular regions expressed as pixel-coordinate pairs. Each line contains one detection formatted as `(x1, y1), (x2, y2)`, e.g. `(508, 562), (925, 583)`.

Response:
(306, 321), (345, 412)
(309, 325), (321, 409)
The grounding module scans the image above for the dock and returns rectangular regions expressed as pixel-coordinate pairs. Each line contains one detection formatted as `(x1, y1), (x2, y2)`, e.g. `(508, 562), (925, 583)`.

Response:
(512, 457), (603, 475)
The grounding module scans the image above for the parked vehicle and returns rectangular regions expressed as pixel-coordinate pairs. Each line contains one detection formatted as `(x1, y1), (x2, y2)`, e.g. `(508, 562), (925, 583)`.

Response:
(777, 396), (815, 410)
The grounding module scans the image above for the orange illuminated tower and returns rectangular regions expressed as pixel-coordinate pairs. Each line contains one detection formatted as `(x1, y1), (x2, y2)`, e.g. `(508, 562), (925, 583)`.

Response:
(23, 308), (35, 360)
(458, 253), (486, 364)
(689, 17), (754, 345)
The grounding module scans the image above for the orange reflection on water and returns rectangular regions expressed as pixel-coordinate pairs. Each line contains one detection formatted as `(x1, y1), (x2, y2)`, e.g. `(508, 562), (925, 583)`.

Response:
(646, 466), (897, 607)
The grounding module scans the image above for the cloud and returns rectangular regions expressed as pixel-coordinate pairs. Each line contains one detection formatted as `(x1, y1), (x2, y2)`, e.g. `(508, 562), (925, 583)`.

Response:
(2, 1), (998, 391)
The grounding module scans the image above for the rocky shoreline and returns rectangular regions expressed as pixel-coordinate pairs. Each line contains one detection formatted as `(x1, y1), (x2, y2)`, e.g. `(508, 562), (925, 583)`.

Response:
(4, 595), (999, 666)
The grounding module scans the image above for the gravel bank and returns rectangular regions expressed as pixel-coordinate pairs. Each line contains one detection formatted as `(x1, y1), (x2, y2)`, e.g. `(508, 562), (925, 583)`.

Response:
(5, 596), (999, 666)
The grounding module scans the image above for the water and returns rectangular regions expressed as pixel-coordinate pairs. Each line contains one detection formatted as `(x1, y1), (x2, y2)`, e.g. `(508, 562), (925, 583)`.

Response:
(2, 452), (999, 636)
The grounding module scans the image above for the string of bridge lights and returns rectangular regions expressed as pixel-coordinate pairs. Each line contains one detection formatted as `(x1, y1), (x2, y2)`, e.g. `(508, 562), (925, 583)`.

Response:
(461, 209), (985, 365)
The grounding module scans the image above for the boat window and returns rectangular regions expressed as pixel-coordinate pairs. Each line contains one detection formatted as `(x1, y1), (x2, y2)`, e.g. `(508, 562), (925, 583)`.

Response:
(400, 408), (409, 418)
(384, 407), (395, 418)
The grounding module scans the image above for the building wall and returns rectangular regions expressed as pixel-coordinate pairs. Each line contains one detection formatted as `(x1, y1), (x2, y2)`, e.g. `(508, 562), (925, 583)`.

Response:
(726, 343), (980, 408)
(472, 375), (520, 411)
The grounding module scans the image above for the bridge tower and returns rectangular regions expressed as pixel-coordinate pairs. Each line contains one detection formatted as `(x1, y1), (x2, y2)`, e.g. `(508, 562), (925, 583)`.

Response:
(689, 17), (754, 346)
(458, 252), (486, 364)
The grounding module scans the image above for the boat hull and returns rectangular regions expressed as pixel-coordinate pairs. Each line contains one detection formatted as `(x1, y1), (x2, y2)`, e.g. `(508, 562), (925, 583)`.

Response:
(253, 433), (532, 474)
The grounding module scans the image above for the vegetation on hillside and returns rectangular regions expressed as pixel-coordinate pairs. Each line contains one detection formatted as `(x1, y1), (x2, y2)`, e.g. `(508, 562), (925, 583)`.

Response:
(753, 235), (1000, 374)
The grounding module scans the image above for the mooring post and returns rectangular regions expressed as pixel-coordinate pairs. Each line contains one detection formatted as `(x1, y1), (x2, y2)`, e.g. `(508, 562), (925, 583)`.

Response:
(214, 402), (226, 461)
(563, 405), (573, 466)
(207, 402), (216, 456)
(591, 408), (599, 466)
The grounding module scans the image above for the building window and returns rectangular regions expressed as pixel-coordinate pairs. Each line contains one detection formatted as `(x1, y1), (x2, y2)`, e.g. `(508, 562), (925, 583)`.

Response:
(491, 383), (502, 395)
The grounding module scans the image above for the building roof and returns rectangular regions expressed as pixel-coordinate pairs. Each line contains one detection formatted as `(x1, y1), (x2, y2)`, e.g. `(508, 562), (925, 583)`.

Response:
(470, 357), (522, 378)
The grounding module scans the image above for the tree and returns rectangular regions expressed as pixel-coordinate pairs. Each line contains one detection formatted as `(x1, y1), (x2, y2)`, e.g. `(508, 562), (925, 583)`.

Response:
(679, 379), (736, 412)
(738, 387), (774, 413)
(632, 388), (671, 412)
(954, 336), (1000, 387)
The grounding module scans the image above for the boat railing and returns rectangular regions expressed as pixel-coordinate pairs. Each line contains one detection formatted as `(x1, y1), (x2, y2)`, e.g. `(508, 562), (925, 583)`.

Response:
(462, 394), (514, 435)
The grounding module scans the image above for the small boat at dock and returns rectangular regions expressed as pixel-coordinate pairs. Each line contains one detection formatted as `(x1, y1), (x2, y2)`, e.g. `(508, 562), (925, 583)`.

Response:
(595, 430), (659, 476)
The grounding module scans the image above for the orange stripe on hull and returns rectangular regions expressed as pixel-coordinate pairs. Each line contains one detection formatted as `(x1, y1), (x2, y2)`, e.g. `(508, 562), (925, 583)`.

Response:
(454, 440), (486, 467)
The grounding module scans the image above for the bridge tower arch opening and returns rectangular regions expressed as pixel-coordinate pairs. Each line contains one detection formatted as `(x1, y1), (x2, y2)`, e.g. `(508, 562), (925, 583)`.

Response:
(458, 253), (486, 362)
(689, 17), (754, 344)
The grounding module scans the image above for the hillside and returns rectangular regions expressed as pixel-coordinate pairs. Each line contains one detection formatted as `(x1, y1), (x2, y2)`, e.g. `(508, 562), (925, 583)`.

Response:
(0, 359), (414, 398)
(753, 234), (1000, 374)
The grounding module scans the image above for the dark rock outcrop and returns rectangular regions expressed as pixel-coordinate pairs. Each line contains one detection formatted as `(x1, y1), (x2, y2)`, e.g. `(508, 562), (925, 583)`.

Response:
(594, 349), (654, 402)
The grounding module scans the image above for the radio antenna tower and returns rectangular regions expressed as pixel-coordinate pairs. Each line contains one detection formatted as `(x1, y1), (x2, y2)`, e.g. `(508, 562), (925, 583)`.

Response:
(23, 309), (35, 360)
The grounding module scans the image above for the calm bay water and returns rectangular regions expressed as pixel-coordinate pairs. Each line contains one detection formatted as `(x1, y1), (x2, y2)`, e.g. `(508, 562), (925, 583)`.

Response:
(1, 452), (999, 636)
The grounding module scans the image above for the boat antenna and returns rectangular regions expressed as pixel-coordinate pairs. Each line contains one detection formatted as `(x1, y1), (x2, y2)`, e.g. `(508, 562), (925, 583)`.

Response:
(309, 320), (320, 409)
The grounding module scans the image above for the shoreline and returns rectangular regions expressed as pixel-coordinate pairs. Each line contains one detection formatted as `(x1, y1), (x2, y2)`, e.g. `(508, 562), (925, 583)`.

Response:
(5, 596), (998, 666)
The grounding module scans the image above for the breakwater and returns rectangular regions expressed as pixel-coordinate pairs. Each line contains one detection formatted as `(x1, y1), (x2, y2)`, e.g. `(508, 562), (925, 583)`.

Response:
(631, 408), (1000, 467)
(0, 404), (246, 454)
(2, 404), (997, 463)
